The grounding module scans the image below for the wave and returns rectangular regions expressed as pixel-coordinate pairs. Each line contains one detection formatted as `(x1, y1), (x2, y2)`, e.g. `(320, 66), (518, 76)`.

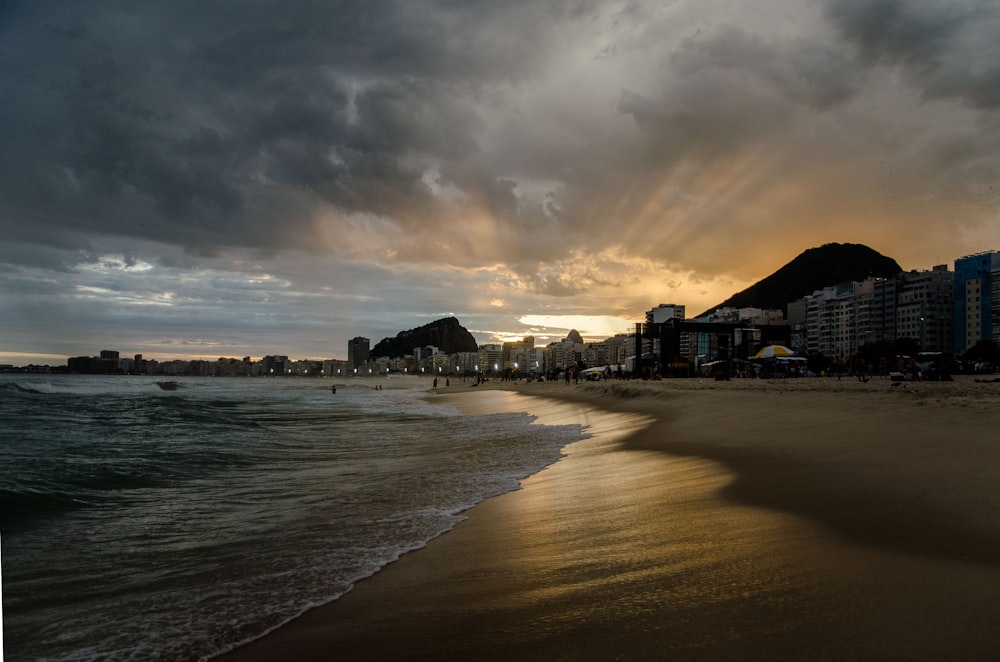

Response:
(0, 379), (169, 397)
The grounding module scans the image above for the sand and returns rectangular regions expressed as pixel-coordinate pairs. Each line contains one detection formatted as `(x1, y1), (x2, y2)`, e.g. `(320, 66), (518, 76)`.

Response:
(217, 375), (1000, 660)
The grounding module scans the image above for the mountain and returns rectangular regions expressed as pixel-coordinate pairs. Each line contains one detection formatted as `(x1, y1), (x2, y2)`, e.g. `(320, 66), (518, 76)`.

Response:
(370, 317), (479, 358)
(699, 243), (903, 316)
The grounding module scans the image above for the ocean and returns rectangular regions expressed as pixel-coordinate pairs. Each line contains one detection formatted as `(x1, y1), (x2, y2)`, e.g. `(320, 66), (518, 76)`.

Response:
(0, 374), (588, 661)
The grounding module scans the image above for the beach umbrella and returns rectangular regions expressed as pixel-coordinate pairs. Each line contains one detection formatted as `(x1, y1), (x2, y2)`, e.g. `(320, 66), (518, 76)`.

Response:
(753, 344), (795, 359)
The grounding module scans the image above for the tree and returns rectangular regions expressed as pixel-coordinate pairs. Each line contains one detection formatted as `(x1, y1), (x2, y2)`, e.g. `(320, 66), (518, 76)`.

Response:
(963, 339), (1000, 367)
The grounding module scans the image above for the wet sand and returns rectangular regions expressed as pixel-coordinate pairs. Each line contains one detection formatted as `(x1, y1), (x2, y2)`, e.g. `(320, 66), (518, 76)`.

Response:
(218, 375), (1000, 660)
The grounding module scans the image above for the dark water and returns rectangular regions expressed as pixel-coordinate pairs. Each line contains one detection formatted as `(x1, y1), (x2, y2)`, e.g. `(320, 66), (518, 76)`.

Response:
(0, 375), (585, 660)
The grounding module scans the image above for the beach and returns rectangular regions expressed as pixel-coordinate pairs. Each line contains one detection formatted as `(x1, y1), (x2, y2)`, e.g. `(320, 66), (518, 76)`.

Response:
(218, 375), (1000, 660)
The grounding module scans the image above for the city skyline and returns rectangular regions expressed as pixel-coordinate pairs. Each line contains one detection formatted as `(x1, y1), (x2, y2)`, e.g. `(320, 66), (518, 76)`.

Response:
(7, 250), (989, 370)
(3, 1), (1000, 366)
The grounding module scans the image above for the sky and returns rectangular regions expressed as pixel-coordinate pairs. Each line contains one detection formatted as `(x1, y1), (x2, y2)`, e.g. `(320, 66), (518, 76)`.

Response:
(2, 0), (1000, 365)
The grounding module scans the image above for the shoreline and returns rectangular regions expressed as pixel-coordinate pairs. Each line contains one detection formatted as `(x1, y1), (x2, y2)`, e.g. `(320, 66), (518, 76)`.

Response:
(219, 376), (1000, 660)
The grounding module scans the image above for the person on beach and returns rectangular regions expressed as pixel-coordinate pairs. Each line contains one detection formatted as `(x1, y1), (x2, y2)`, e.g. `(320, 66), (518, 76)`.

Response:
(854, 356), (870, 382)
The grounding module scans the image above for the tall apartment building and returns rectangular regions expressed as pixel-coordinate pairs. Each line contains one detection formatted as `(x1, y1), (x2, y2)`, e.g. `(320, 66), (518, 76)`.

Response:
(894, 265), (954, 353)
(347, 336), (370, 371)
(794, 267), (954, 357)
(954, 251), (1000, 354)
(478, 343), (503, 373)
(870, 277), (898, 345)
(646, 303), (685, 324)
(503, 336), (535, 371)
(796, 279), (874, 359)
(543, 332), (584, 373)
(583, 332), (632, 368)
(645, 303), (686, 361)
(452, 352), (480, 374)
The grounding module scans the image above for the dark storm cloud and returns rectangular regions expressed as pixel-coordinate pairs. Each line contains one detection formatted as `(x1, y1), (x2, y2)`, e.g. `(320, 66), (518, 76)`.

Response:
(0, 0), (587, 258)
(826, 0), (1000, 108)
(668, 26), (861, 110)
(3, 0), (1000, 364)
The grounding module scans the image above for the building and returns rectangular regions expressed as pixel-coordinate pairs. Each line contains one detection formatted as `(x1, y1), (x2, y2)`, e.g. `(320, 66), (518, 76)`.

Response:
(893, 266), (954, 353)
(646, 303), (685, 324)
(870, 277), (898, 346)
(322, 359), (348, 377)
(642, 305), (685, 363)
(954, 251), (1000, 355)
(261, 354), (288, 375)
(452, 351), (480, 375)
(793, 279), (875, 359)
(67, 350), (121, 374)
(542, 332), (584, 374)
(347, 336), (370, 372)
(478, 344), (503, 374)
(503, 336), (535, 373)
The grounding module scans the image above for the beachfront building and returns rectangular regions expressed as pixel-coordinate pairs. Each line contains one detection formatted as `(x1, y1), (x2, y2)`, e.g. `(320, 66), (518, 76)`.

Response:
(517, 347), (544, 376)
(543, 331), (585, 374)
(792, 269), (954, 358)
(642, 305), (685, 363)
(409, 345), (441, 374)
(787, 299), (807, 352)
(503, 336), (535, 374)
(388, 356), (412, 373)
(347, 337), (370, 372)
(289, 359), (323, 376)
(870, 277), (898, 346)
(478, 343), (503, 375)
(646, 303), (685, 324)
(323, 359), (348, 377)
(794, 279), (876, 359)
(583, 332), (632, 369)
(606, 332), (634, 366)
(685, 316), (724, 363)
(894, 266), (954, 353)
(260, 354), (289, 375)
(452, 351), (480, 375)
(847, 267), (955, 353)
(686, 307), (785, 364)
(67, 350), (121, 374)
(369, 355), (391, 376)
(703, 307), (784, 326)
(954, 251), (1000, 355)
(430, 352), (450, 376)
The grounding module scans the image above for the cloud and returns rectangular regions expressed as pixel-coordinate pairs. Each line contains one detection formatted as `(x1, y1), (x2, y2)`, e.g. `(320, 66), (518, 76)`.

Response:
(1, 0), (999, 362)
(826, 0), (1000, 108)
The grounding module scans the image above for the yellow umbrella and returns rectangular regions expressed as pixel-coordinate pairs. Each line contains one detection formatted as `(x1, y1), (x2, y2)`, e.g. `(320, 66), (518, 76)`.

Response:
(754, 344), (795, 359)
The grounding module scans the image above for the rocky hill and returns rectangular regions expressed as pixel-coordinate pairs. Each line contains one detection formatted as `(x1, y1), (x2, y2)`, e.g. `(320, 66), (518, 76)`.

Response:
(370, 317), (479, 358)
(699, 243), (902, 316)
